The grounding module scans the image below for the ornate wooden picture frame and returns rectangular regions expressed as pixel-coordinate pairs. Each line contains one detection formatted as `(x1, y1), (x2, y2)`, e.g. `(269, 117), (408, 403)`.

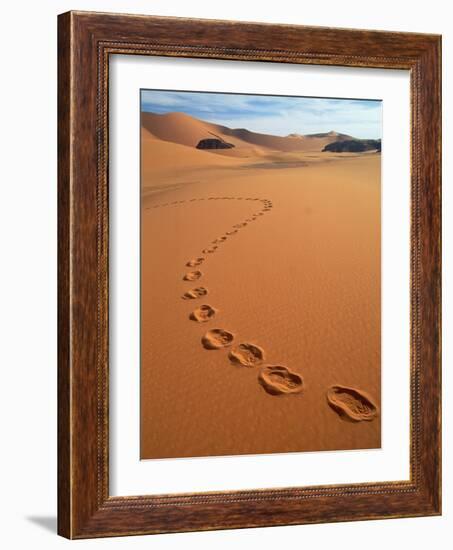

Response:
(58, 11), (441, 539)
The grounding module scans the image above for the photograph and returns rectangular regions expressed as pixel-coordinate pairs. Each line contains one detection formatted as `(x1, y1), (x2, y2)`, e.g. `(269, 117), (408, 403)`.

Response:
(0, 0), (445, 542)
(140, 89), (382, 459)
(47, 6), (441, 540)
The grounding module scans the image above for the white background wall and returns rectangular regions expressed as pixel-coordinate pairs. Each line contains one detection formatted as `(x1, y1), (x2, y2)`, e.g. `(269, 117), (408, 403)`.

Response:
(0, 1), (450, 548)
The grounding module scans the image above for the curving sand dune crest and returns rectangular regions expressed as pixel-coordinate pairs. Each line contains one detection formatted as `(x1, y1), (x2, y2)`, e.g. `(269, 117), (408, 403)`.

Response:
(141, 111), (354, 154)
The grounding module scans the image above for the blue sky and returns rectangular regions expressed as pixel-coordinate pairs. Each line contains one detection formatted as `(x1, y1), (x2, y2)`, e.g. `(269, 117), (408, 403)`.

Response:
(141, 89), (382, 139)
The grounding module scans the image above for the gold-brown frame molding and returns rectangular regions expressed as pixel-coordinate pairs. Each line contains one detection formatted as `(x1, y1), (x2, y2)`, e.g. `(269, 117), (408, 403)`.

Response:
(58, 10), (441, 539)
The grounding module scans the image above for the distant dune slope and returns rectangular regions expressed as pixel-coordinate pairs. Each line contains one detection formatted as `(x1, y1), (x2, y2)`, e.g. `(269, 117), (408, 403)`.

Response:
(141, 111), (230, 148)
(141, 111), (357, 154)
(141, 127), (244, 177)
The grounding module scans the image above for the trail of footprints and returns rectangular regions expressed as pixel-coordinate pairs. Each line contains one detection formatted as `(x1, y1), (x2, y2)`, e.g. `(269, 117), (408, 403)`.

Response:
(179, 196), (306, 396)
(149, 195), (378, 421)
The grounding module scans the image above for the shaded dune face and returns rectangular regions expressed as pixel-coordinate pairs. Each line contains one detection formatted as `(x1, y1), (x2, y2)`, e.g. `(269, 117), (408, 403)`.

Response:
(326, 385), (378, 422)
(258, 366), (304, 395)
(229, 343), (265, 367)
(140, 111), (357, 155)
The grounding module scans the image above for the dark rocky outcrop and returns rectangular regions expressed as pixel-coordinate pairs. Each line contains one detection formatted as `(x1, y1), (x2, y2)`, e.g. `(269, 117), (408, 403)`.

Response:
(322, 139), (381, 153)
(196, 138), (235, 150)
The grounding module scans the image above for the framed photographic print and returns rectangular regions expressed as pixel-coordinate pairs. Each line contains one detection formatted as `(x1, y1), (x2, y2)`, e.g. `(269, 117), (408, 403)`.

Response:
(58, 11), (441, 539)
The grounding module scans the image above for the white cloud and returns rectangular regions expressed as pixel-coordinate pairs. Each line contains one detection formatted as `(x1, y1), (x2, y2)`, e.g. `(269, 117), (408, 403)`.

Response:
(141, 90), (382, 139)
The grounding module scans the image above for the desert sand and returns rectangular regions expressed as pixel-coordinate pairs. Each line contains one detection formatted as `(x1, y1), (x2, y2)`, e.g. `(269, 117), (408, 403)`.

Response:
(140, 111), (381, 459)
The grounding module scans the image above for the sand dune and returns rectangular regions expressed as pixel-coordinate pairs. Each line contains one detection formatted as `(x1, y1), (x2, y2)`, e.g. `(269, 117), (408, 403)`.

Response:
(141, 111), (354, 154)
(141, 111), (225, 148)
(141, 114), (377, 204)
(140, 118), (381, 459)
(141, 127), (243, 174)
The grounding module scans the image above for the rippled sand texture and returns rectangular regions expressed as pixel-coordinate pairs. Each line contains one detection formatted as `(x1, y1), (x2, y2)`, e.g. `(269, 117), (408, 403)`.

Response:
(140, 112), (381, 459)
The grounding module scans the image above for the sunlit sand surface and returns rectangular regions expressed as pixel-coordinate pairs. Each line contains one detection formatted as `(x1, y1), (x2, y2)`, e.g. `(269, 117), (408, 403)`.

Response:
(140, 112), (381, 459)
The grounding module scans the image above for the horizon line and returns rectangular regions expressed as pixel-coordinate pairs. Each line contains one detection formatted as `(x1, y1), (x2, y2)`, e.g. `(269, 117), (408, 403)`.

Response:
(140, 89), (382, 140)
(141, 109), (381, 142)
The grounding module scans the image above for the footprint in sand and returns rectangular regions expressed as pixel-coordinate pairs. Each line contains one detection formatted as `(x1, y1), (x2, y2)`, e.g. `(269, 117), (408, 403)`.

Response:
(229, 343), (265, 367)
(202, 328), (234, 350)
(190, 304), (217, 323)
(182, 287), (208, 300)
(326, 385), (378, 422)
(202, 246), (218, 254)
(226, 230), (238, 235)
(186, 257), (205, 267)
(213, 237), (227, 244)
(183, 270), (202, 281)
(258, 366), (304, 395)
